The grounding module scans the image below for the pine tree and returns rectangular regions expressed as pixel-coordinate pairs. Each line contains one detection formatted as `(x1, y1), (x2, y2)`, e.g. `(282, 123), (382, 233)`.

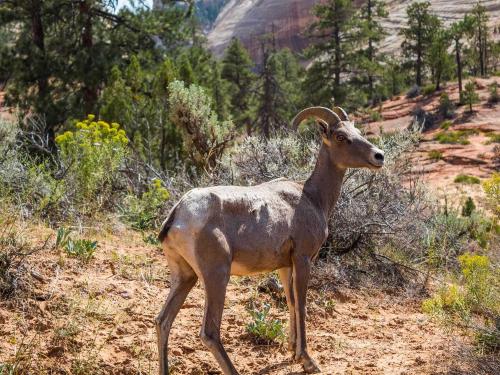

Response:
(470, 2), (490, 76)
(450, 16), (474, 99)
(254, 37), (288, 138)
(354, 0), (388, 103)
(272, 48), (305, 120)
(305, 0), (357, 105)
(428, 28), (453, 91)
(400, 1), (441, 86)
(463, 81), (479, 113)
(382, 57), (405, 98)
(221, 38), (255, 129)
(100, 56), (183, 171)
(0, 0), (189, 143)
(208, 60), (231, 121)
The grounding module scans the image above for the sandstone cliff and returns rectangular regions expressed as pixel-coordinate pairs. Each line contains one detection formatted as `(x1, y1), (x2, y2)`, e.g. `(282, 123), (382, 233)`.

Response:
(207, 0), (500, 61)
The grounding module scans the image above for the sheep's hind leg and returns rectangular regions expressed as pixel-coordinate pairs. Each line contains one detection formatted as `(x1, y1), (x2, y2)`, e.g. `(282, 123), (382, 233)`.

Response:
(278, 267), (296, 352)
(199, 265), (239, 375)
(156, 253), (198, 375)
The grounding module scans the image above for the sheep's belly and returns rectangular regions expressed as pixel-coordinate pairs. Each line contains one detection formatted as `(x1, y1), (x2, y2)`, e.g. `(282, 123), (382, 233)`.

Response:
(229, 239), (294, 276)
(230, 261), (280, 276)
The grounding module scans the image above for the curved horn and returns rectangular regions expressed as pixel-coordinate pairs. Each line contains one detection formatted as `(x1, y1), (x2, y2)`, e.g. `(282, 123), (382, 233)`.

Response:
(291, 106), (342, 129)
(332, 107), (349, 121)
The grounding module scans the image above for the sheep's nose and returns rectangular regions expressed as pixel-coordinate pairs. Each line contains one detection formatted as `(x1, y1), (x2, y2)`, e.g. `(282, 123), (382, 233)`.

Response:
(374, 152), (384, 162)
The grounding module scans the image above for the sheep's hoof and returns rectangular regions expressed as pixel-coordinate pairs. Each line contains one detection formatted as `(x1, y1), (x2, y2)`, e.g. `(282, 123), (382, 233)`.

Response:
(302, 359), (321, 374)
(296, 353), (321, 373)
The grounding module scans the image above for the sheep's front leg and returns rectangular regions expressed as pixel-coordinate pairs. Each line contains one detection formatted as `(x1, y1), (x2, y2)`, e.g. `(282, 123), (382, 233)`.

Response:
(292, 255), (320, 373)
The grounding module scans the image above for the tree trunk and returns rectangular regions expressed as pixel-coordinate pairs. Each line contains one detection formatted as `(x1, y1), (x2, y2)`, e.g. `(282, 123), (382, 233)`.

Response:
(80, 0), (97, 114)
(31, 0), (47, 98)
(334, 25), (341, 90)
(416, 27), (422, 86)
(477, 20), (487, 77)
(30, 0), (54, 144)
(160, 125), (167, 171)
(455, 38), (463, 100)
(367, 0), (374, 102)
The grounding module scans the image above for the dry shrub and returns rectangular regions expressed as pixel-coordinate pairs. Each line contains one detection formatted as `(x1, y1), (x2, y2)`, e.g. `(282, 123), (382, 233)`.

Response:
(229, 132), (317, 183)
(200, 128), (430, 288)
(0, 215), (48, 299)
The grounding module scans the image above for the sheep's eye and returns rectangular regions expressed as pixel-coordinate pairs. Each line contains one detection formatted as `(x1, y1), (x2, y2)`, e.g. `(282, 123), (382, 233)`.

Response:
(336, 135), (346, 142)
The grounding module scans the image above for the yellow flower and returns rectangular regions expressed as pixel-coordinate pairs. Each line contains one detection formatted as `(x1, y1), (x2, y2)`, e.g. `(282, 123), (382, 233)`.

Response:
(87, 114), (95, 121)
(111, 122), (120, 129)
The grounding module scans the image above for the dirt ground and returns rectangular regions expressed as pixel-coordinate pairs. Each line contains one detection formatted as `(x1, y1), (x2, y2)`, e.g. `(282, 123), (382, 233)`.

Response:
(364, 77), (499, 209)
(0, 222), (480, 375)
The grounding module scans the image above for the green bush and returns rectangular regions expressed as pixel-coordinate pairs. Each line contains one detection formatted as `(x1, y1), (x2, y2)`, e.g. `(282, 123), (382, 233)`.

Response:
(438, 93), (455, 119)
(55, 115), (129, 214)
(482, 173), (500, 216)
(485, 132), (500, 144)
(440, 120), (453, 130)
(462, 197), (476, 217)
(423, 253), (499, 352)
(168, 80), (235, 170)
(454, 174), (480, 184)
(369, 110), (382, 122)
(246, 303), (285, 345)
(428, 150), (443, 161)
(435, 129), (477, 145)
(64, 239), (98, 262)
(55, 227), (71, 249)
(462, 81), (479, 112)
(0, 119), (65, 216)
(122, 178), (170, 230)
(425, 210), (469, 269)
(458, 253), (492, 308)
(422, 83), (436, 96)
(422, 284), (468, 319)
(465, 212), (497, 249)
(424, 207), (498, 269)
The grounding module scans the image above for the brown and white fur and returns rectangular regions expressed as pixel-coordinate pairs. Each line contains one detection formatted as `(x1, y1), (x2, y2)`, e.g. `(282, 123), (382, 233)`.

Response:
(156, 107), (385, 374)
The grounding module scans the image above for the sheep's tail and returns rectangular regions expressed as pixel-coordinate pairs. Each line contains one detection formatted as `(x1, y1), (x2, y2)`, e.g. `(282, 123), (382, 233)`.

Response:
(158, 201), (181, 242)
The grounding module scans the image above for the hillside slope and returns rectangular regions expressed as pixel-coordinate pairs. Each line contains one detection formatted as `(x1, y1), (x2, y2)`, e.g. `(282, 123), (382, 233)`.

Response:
(0, 222), (478, 375)
(363, 77), (500, 208)
(207, 0), (500, 60)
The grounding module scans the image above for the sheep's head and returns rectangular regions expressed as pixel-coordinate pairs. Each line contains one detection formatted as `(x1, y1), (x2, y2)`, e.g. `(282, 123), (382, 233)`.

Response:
(292, 106), (384, 170)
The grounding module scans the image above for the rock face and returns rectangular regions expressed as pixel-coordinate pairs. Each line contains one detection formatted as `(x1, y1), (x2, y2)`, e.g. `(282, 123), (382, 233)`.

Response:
(207, 0), (500, 60)
(207, 0), (318, 62)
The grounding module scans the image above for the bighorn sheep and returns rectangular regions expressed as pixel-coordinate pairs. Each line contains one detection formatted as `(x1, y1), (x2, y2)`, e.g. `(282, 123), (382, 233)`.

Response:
(156, 107), (385, 374)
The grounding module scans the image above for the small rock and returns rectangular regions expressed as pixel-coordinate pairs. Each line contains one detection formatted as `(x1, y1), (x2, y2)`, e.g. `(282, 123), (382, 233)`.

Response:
(181, 345), (195, 354)
(119, 290), (133, 299)
(415, 357), (426, 365)
(47, 346), (65, 357)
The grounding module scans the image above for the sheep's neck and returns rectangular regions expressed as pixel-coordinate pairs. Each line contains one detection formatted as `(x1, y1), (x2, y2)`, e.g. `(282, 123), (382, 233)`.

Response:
(303, 144), (346, 218)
